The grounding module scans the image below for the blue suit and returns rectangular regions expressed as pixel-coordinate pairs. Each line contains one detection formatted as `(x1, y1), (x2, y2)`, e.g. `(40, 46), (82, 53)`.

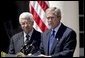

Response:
(40, 23), (76, 57)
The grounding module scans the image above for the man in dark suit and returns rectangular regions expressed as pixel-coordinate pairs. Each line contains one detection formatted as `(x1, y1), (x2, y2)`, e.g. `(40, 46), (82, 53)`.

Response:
(38, 7), (77, 57)
(8, 12), (41, 56)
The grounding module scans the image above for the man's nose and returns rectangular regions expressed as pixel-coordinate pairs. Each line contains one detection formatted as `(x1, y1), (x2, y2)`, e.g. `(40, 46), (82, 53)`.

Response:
(24, 24), (28, 27)
(48, 18), (52, 21)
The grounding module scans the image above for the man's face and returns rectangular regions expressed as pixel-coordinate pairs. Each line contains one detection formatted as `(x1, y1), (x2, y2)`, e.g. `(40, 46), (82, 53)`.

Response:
(46, 11), (60, 29)
(20, 19), (33, 33)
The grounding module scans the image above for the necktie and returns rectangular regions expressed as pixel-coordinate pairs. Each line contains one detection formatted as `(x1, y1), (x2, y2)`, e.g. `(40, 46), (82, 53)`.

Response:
(48, 30), (55, 55)
(25, 34), (30, 45)
(20, 34), (30, 55)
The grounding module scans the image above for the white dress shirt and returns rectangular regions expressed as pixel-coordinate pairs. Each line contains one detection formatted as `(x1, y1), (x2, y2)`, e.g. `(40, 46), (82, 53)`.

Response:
(23, 29), (34, 42)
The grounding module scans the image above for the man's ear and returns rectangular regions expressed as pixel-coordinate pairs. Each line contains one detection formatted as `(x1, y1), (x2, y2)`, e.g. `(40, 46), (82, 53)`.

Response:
(58, 16), (61, 21)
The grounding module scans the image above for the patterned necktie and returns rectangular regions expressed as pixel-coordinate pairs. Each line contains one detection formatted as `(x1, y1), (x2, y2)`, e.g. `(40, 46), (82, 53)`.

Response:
(20, 34), (30, 55)
(25, 34), (30, 45)
(48, 30), (55, 55)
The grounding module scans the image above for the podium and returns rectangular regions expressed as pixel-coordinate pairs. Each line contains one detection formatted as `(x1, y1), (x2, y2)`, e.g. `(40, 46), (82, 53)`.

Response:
(1, 51), (42, 57)
(5, 54), (40, 57)
(4, 51), (41, 57)
(5, 54), (16, 57)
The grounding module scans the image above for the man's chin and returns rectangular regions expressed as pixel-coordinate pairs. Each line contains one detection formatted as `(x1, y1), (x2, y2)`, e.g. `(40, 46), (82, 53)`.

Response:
(48, 26), (52, 29)
(24, 30), (32, 33)
(24, 30), (29, 33)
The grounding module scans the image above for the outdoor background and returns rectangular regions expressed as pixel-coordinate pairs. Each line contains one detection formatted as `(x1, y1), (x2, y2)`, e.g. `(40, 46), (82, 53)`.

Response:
(0, 0), (84, 57)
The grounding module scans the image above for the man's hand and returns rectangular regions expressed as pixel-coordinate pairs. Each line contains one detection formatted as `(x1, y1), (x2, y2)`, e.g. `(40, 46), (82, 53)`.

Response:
(16, 52), (25, 57)
(1, 51), (7, 57)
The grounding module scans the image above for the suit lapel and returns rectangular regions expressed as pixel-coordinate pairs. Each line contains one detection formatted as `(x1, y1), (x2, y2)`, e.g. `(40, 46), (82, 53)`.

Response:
(50, 38), (59, 54)
(18, 32), (24, 50)
(49, 23), (67, 54)
(44, 30), (51, 55)
(31, 29), (36, 40)
(55, 23), (67, 39)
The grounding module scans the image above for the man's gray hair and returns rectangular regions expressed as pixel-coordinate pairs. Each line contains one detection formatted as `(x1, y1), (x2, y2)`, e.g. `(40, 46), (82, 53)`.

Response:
(46, 7), (61, 17)
(19, 12), (34, 23)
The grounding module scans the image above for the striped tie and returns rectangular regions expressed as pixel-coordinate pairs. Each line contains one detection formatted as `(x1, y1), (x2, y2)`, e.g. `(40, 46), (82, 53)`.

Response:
(20, 34), (30, 55)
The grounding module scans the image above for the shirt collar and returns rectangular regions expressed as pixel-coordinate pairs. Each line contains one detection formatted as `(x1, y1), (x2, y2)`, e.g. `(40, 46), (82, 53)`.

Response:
(51, 22), (61, 35)
(24, 28), (34, 38)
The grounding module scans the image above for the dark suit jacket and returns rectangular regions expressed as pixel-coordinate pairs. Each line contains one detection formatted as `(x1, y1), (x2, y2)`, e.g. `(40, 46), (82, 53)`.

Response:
(40, 23), (76, 57)
(8, 29), (41, 54)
